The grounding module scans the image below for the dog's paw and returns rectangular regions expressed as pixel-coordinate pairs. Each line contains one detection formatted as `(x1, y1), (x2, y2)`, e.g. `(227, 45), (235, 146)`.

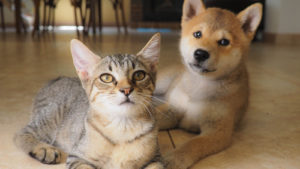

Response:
(29, 144), (62, 164)
(144, 162), (164, 169)
(164, 152), (187, 169)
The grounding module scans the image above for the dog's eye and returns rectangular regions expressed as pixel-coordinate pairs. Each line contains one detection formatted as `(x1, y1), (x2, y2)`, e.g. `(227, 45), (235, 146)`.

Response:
(193, 31), (202, 39)
(100, 73), (115, 83)
(218, 39), (230, 46)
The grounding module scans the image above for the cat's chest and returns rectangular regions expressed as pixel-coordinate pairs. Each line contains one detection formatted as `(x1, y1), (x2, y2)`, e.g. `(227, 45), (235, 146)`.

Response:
(83, 120), (156, 169)
(86, 132), (156, 169)
(106, 136), (156, 169)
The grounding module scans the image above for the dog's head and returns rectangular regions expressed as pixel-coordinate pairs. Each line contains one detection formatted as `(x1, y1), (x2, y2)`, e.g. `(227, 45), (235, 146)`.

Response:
(180, 0), (262, 78)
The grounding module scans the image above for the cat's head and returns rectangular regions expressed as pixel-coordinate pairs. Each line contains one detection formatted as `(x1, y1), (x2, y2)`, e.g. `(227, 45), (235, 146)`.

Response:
(70, 33), (160, 116)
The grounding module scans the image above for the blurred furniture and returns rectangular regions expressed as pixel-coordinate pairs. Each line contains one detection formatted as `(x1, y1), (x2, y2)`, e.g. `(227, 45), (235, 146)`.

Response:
(131, 0), (183, 29)
(71, 0), (102, 35)
(14, 0), (22, 33)
(32, 0), (41, 35)
(32, 0), (59, 35)
(42, 0), (59, 31)
(0, 0), (5, 30)
(72, 0), (127, 35)
(1, 0), (27, 33)
(132, 0), (264, 40)
(142, 0), (183, 22)
(71, 0), (83, 34)
(110, 0), (127, 33)
(71, 0), (101, 35)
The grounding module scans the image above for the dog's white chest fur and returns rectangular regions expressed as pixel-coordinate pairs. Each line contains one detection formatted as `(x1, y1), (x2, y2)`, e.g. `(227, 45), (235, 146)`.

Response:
(167, 72), (221, 132)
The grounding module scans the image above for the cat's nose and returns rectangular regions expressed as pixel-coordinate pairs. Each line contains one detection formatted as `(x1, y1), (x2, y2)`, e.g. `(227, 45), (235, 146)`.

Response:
(119, 87), (134, 97)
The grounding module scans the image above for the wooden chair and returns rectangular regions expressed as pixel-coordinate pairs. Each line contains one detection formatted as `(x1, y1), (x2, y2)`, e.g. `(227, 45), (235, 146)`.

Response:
(71, 0), (83, 34)
(71, 0), (102, 35)
(0, 0), (5, 30)
(71, 0), (127, 35)
(43, 0), (59, 31)
(86, 0), (102, 35)
(109, 0), (127, 33)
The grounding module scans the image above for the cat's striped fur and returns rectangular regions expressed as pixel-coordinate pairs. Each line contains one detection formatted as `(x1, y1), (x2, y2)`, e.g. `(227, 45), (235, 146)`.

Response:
(14, 33), (164, 169)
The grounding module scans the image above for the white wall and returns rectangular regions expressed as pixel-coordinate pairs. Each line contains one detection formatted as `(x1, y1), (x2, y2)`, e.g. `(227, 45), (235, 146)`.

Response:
(278, 1), (300, 34)
(265, 0), (280, 33)
(265, 0), (300, 34)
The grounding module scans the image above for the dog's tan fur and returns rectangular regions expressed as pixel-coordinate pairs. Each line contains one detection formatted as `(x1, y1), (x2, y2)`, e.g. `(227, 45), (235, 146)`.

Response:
(155, 0), (262, 168)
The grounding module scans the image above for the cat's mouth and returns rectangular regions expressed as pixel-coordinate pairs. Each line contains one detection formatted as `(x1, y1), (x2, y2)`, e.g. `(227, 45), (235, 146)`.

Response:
(120, 98), (135, 105)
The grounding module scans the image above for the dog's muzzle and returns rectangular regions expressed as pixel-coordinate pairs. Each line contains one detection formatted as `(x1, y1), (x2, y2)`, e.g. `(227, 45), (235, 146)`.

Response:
(194, 49), (210, 63)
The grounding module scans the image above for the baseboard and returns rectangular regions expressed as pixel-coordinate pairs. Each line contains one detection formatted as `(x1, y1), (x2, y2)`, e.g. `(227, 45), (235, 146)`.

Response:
(264, 33), (300, 45)
(130, 22), (180, 29)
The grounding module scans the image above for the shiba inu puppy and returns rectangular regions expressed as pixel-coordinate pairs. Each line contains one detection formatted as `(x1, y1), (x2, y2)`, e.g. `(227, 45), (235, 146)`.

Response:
(155, 0), (263, 168)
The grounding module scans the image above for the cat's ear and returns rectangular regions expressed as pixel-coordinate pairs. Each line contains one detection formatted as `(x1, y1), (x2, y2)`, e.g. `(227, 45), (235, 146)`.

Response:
(70, 39), (100, 82)
(237, 3), (263, 40)
(182, 0), (206, 22)
(137, 33), (161, 72)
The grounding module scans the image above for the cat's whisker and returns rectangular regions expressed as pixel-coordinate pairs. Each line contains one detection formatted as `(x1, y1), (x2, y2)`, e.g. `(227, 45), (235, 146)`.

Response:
(137, 101), (155, 121)
(135, 97), (173, 120)
(136, 93), (168, 105)
(135, 93), (174, 119)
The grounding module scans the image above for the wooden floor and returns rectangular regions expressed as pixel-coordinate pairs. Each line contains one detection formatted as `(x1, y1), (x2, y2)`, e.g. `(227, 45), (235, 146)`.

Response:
(0, 31), (300, 169)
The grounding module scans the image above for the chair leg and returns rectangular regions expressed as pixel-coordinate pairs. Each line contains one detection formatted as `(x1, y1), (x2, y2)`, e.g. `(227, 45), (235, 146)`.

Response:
(86, 9), (92, 35)
(97, 0), (102, 33)
(79, 5), (84, 27)
(52, 7), (55, 31)
(32, 0), (41, 36)
(90, 0), (96, 35)
(119, 0), (127, 33)
(74, 7), (79, 35)
(47, 5), (52, 30)
(0, 6), (5, 30)
(21, 18), (27, 32)
(113, 1), (120, 32)
(43, 0), (47, 30)
(83, 5), (89, 34)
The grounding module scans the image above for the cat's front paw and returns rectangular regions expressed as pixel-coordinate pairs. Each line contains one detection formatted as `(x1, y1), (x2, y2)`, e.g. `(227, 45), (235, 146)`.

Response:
(29, 144), (62, 164)
(144, 162), (164, 169)
(74, 164), (96, 169)
(67, 156), (97, 169)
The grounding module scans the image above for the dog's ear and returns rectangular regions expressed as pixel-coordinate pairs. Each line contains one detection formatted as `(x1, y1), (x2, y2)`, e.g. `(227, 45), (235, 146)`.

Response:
(237, 3), (263, 39)
(182, 0), (206, 22)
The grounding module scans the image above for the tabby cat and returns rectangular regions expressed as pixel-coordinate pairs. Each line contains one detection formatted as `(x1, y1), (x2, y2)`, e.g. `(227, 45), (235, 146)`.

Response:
(14, 33), (164, 169)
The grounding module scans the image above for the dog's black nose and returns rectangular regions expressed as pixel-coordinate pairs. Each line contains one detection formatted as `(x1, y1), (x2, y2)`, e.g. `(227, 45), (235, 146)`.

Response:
(194, 49), (210, 62)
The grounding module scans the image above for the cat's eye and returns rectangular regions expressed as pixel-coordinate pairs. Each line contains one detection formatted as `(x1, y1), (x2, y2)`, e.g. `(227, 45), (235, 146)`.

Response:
(133, 71), (146, 81)
(100, 73), (114, 83)
(193, 31), (202, 39)
(218, 39), (230, 46)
